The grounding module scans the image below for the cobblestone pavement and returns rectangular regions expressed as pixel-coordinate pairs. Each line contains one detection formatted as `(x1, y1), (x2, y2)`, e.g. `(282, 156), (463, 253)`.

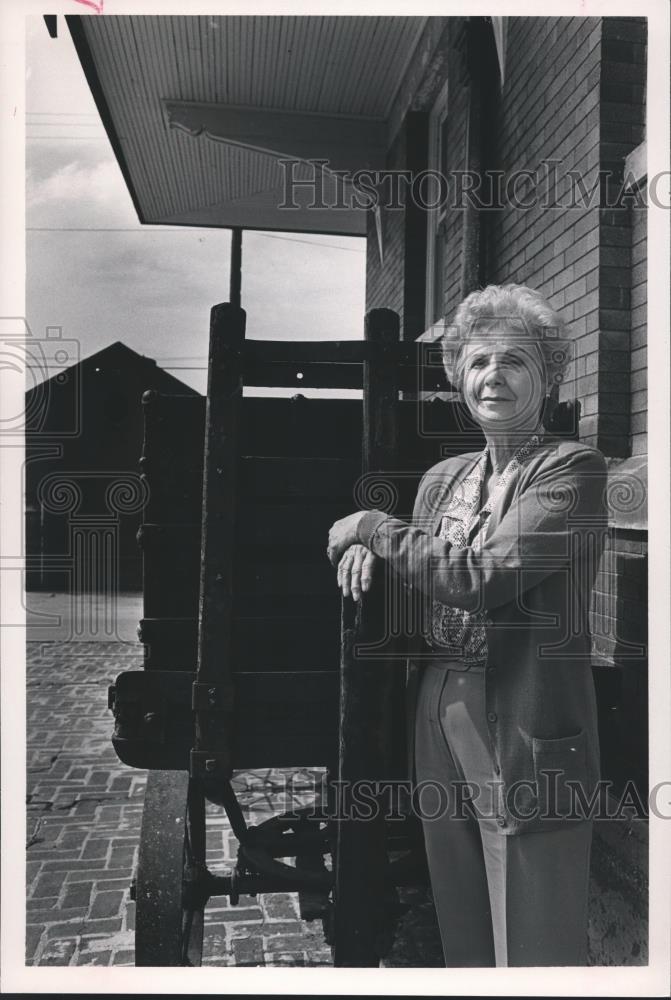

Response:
(26, 634), (443, 968)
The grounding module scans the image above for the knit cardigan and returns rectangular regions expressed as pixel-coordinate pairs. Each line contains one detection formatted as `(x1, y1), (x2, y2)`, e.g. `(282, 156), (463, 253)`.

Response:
(356, 435), (608, 835)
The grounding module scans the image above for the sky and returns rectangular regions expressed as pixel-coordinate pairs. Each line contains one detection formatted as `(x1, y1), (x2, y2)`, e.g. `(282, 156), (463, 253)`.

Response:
(25, 16), (367, 394)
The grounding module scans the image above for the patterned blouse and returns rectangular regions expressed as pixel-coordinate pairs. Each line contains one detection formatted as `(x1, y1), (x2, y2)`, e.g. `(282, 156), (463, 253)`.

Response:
(429, 429), (545, 664)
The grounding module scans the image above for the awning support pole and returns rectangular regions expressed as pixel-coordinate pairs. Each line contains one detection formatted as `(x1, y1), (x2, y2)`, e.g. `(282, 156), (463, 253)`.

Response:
(229, 228), (242, 308)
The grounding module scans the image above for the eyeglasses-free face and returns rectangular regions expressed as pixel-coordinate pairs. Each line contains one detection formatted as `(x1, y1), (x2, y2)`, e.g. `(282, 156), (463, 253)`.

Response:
(459, 338), (548, 432)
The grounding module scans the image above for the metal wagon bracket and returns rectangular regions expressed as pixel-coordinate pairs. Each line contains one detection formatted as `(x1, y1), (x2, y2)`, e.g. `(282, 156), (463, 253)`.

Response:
(182, 799), (335, 911)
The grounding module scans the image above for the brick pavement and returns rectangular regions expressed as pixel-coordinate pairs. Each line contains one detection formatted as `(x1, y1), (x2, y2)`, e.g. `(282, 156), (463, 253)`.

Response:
(26, 636), (443, 968)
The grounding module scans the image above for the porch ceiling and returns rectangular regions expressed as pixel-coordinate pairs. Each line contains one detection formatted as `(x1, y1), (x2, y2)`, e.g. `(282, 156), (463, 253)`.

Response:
(69, 15), (427, 235)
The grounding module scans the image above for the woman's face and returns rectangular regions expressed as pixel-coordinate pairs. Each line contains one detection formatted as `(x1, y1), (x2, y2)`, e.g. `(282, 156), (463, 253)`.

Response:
(459, 337), (546, 432)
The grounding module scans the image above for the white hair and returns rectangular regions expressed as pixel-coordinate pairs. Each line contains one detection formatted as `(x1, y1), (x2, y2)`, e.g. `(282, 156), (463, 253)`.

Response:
(442, 283), (573, 393)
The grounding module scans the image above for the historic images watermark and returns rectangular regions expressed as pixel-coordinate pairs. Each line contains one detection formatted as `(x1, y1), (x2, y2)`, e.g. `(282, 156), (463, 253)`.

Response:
(0, 317), (81, 439)
(275, 772), (665, 824)
(3, 317), (149, 641)
(278, 157), (664, 212)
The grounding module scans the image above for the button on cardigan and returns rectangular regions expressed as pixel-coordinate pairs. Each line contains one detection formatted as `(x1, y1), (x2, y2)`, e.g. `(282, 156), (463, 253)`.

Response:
(356, 435), (608, 835)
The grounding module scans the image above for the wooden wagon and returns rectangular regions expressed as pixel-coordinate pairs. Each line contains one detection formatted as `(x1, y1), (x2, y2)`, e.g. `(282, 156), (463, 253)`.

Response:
(108, 302), (576, 966)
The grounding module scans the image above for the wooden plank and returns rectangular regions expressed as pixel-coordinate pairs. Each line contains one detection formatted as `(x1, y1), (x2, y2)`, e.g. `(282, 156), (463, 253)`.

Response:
(143, 561), (200, 621)
(139, 616), (198, 672)
(143, 484), (203, 524)
(240, 397), (360, 458)
(111, 668), (338, 771)
(140, 396), (479, 477)
(238, 503), (359, 545)
(241, 361), (448, 392)
(139, 396), (477, 529)
(193, 303), (245, 779)
(245, 340), (367, 365)
(232, 592), (340, 620)
(243, 361), (365, 391)
(140, 615), (341, 673)
(140, 392), (205, 523)
(139, 523), (201, 548)
(333, 307), (403, 967)
(235, 561), (336, 598)
(241, 338), (442, 367)
(240, 456), (360, 501)
(237, 542), (341, 564)
(140, 523), (201, 621)
(233, 616), (340, 671)
(232, 669), (338, 769)
(146, 545), (338, 618)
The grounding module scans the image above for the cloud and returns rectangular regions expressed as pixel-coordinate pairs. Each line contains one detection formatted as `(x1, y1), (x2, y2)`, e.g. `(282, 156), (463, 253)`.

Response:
(27, 155), (135, 229)
(24, 17), (366, 394)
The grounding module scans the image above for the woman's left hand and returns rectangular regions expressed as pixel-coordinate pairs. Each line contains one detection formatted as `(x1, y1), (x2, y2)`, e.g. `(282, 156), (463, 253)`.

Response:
(327, 511), (366, 566)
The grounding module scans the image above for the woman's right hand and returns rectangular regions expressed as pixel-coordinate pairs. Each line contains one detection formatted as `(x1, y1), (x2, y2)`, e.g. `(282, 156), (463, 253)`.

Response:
(336, 544), (378, 602)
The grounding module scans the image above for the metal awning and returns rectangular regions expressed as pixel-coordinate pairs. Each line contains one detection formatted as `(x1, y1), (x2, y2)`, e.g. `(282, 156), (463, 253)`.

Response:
(68, 15), (428, 235)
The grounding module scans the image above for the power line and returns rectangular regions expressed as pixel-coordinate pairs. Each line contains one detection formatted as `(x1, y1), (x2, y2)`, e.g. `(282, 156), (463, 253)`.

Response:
(25, 227), (365, 252)
(253, 232), (363, 252)
(26, 227), (199, 232)
(27, 122), (104, 127)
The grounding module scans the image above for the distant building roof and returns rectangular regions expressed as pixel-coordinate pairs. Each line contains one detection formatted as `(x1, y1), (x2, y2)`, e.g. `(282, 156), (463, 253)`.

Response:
(26, 339), (201, 399)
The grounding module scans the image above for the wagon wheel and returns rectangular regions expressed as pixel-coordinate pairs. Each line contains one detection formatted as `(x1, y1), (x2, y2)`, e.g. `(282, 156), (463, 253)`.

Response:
(135, 770), (206, 966)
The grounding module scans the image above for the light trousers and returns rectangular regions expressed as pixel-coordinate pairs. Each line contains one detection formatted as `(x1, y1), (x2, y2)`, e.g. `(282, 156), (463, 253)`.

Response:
(414, 662), (593, 967)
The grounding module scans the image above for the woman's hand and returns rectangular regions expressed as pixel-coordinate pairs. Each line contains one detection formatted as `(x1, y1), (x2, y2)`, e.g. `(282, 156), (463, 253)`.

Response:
(336, 544), (377, 601)
(327, 511), (366, 567)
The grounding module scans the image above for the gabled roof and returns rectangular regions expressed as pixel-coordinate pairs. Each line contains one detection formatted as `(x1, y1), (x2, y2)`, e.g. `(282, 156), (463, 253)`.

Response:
(27, 340), (201, 397)
(67, 14), (430, 236)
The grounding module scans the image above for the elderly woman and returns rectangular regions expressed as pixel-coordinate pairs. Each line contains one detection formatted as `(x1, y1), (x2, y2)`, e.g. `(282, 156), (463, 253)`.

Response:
(327, 284), (607, 968)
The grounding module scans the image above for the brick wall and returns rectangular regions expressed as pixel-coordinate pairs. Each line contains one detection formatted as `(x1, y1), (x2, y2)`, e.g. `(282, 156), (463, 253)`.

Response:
(630, 203), (647, 456)
(486, 17), (603, 425)
(595, 18), (647, 457)
(367, 16), (646, 459)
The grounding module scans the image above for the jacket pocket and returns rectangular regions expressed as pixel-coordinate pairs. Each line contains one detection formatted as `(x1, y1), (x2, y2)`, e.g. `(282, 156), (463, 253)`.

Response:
(532, 730), (587, 820)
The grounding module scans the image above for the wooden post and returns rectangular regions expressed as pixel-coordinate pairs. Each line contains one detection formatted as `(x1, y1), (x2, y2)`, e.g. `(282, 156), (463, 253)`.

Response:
(191, 303), (245, 781)
(229, 229), (243, 309)
(333, 308), (403, 966)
